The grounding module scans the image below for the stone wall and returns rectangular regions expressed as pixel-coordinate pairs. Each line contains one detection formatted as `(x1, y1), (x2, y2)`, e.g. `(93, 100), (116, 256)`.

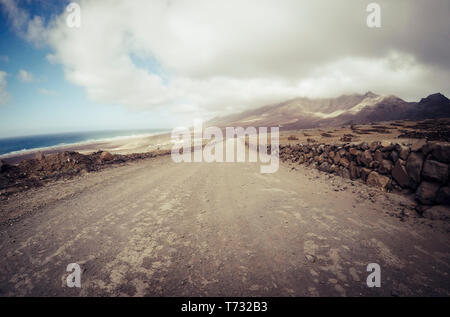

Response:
(279, 140), (450, 207)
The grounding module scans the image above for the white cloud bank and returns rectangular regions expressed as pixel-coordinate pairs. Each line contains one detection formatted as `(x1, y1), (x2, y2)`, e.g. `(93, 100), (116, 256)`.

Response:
(1, 0), (449, 120)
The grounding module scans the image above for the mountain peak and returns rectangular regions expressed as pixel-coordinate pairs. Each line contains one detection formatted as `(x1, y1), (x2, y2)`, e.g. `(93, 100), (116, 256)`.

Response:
(363, 91), (378, 98)
(419, 93), (449, 105)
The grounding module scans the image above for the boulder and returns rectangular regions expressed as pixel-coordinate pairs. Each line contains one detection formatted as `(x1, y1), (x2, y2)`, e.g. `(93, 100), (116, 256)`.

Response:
(0, 160), (5, 173)
(415, 181), (440, 205)
(391, 160), (409, 187)
(333, 153), (341, 165)
(422, 160), (448, 184)
(380, 140), (392, 148)
(390, 150), (399, 163)
(340, 168), (351, 179)
(374, 150), (383, 162)
(349, 148), (360, 156)
(396, 144), (410, 160)
(420, 142), (434, 156)
(422, 205), (450, 221)
(318, 162), (330, 173)
(358, 142), (369, 151)
(360, 168), (372, 182)
(329, 164), (337, 173)
(410, 139), (427, 152)
(339, 157), (350, 168)
(99, 151), (114, 162)
(406, 152), (424, 185)
(360, 150), (373, 167)
(366, 171), (390, 191)
(378, 159), (393, 175)
(380, 143), (395, 152)
(369, 141), (381, 152)
(431, 143), (450, 163)
(436, 187), (450, 206)
(349, 162), (360, 179)
(315, 154), (325, 164)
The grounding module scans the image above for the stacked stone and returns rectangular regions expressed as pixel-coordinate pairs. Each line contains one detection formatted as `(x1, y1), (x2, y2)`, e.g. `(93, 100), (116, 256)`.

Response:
(279, 140), (450, 207)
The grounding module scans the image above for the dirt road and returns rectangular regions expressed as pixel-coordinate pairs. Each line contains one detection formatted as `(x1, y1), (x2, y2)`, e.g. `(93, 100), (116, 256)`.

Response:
(0, 147), (449, 296)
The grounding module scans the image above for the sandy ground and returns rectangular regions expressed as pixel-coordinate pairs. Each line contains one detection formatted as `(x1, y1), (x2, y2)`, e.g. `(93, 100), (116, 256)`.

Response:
(0, 142), (449, 297)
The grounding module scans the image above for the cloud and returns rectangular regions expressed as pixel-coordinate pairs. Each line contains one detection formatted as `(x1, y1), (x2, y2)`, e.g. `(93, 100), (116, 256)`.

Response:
(38, 88), (57, 96)
(2, 0), (450, 120)
(18, 69), (33, 82)
(0, 0), (48, 46)
(0, 71), (10, 104)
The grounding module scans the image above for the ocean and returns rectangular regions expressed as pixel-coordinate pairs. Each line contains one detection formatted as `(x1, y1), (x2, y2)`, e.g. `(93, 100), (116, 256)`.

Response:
(0, 129), (168, 157)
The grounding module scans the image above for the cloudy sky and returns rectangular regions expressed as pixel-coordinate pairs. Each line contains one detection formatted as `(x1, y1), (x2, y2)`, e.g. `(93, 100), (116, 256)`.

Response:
(0, 0), (449, 137)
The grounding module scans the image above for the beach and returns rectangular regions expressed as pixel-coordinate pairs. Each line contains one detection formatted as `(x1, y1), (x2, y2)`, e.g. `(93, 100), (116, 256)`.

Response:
(0, 132), (172, 164)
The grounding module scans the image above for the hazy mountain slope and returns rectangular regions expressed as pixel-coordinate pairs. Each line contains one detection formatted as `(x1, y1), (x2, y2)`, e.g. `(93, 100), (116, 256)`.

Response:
(210, 92), (450, 129)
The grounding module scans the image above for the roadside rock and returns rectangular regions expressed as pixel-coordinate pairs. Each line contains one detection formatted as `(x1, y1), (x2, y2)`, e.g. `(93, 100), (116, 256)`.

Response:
(318, 162), (330, 173)
(340, 168), (351, 179)
(305, 254), (316, 263)
(420, 142), (434, 156)
(378, 159), (393, 175)
(422, 205), (450, 221)
(431, 143), (450, 163)
(396, 144), (410, 160)
(349, 148), (360, 156)
(99, 151), (114, 162)
(374, 150), (383, 162)
(411, 139), (427, 152)
(436, 187), (450, 206)
(366, 171), (390, 191)
(370, 141), (380, 152)
(360, 150), (373, 167)
(422, 160), (448, 184)
(333, 153), (341, 165)
(390, 151), (399, 163)
(406, 152), (424, 186)
(415, 181), (440, 205)
(392, 160), (409, 187)
(358, 142), (369, 151)
(360, 168), (372, 182)
(339, 157), (350, 168)
(349, 161), (360, 179)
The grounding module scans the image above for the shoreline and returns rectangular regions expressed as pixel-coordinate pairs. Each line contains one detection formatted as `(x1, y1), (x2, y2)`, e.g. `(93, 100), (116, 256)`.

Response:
(0, 132), (172, 164)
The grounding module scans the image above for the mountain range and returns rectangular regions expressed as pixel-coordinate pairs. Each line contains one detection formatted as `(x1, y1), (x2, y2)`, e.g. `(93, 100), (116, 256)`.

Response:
(209, 92), (450, 130)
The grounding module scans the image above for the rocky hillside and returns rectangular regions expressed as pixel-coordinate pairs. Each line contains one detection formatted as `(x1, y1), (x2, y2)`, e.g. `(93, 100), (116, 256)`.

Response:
(280, 139), (450, 219)
(210, 92), (450, 129)
(0, 149), (171, 198)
